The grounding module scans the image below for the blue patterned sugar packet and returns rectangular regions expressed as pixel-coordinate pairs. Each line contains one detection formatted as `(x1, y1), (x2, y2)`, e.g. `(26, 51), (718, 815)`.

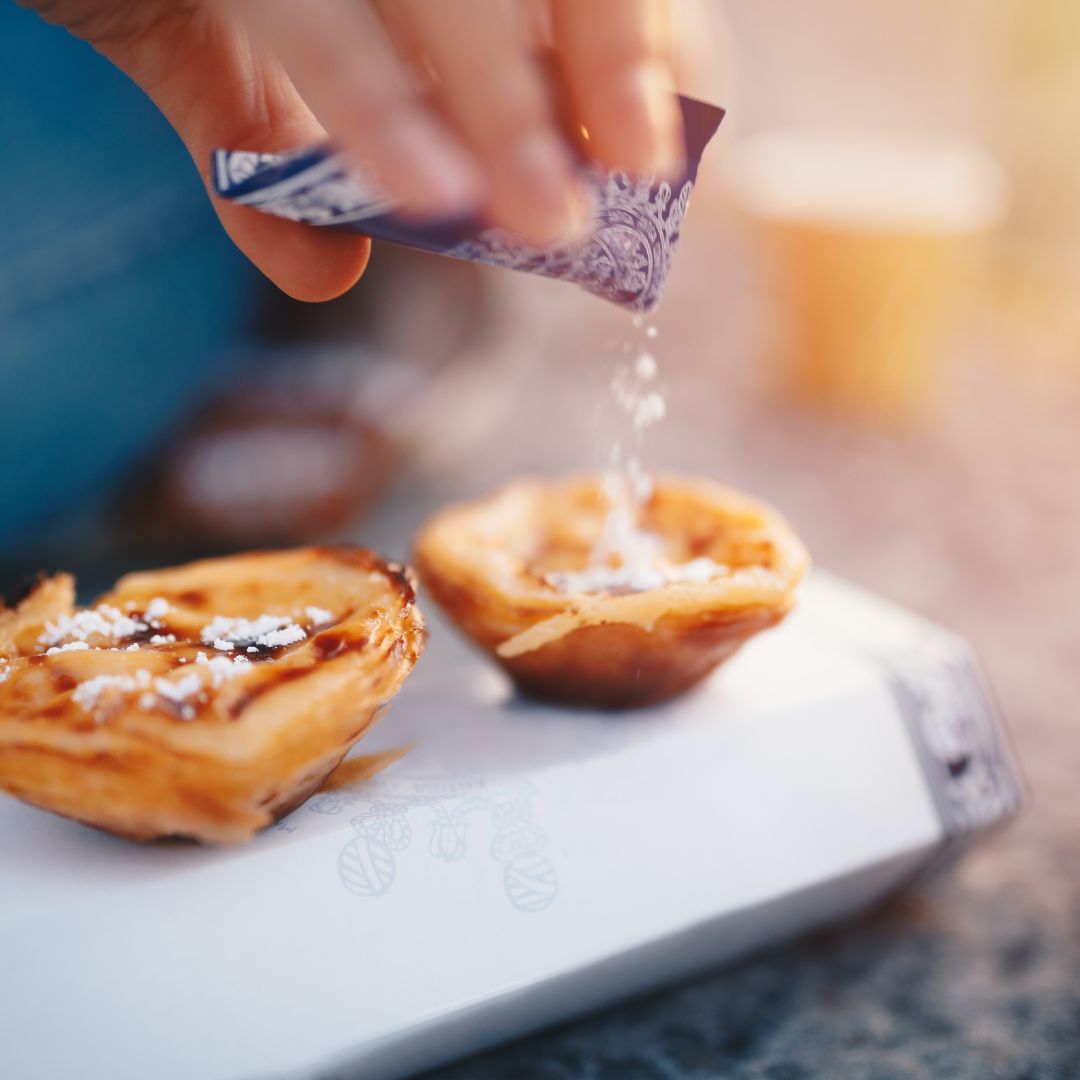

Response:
(213, 96), (724, 313)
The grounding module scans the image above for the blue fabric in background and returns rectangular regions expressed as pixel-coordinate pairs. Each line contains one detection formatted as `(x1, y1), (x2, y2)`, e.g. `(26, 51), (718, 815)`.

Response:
(0, 6), (258, 550)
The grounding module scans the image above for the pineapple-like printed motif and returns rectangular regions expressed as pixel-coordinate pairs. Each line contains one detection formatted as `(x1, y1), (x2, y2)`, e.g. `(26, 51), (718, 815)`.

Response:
(445, 171), (694, 313)
(320, 779), (559, 913)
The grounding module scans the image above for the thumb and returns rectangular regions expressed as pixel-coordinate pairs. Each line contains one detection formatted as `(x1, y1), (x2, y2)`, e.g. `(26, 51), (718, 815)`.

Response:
(100, 7), (370, 302)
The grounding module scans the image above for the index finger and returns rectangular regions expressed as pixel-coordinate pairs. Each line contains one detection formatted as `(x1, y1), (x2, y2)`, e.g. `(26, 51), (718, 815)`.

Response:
(238, 0), (484, 218)
(551, 0), (684, 178)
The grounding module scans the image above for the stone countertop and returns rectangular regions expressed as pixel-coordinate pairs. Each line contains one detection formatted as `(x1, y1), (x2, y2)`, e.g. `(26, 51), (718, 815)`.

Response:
(397, 232), (1080, 1079)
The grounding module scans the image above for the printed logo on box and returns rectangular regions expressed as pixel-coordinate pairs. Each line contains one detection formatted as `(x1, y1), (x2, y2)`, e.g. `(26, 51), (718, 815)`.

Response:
(308, 776), (559, 914)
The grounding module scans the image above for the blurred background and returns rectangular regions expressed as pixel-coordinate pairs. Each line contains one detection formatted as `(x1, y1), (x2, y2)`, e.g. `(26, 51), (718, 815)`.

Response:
(2, 0), (1078, 1073)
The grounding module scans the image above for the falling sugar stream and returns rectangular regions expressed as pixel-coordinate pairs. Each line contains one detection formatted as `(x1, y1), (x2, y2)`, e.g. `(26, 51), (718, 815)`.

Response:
(595, 315), (666, 574)
(547, 318), (680, 594)
(545, 316), (730, 595)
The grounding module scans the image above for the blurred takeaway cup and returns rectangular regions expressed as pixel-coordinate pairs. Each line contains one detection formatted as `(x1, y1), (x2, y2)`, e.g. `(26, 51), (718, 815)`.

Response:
(725, 130), (1009, 424)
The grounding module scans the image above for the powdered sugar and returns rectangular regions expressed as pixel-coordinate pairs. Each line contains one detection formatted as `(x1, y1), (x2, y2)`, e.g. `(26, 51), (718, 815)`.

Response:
(545, 562), (664, 595)
(55, 598), (306, 720)
(145, 597), (170, 620)
(199, 614), (307, 650)
(40, 598), (170, 649)
(603, 326), (665, 520)
(45, 641), (91, 655)
(41, 606), (147, 647)
(612, 359), (665, 437)
(256, 625), (306, 648)
(676, 557), (731, 583)
(136, 672), (204, 720)
(72, 671), (153, 713)
(590, 484), (666, 586)
(635, 351), (658, 379)
(154, 672), (203, 703)
(71, 652), (255, 720)
(198, 607), (330, 651)
(561, 321), (727, 596)
(195, 651), (253, 688)
(0, 663), (9, 685)
(545, 555), (729, 596)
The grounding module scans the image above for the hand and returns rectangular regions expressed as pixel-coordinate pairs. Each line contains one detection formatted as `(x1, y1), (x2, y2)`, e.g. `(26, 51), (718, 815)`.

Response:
(22, 0), (685, 301)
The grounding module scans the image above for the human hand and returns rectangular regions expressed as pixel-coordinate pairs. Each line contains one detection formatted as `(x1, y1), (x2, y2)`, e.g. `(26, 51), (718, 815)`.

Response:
(23, 0), (684, 301)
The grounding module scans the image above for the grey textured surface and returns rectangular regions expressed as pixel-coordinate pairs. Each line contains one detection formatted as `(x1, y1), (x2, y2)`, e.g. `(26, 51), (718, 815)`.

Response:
(391, 227), (1080, 1079)
(420, 876), (1078, 1080)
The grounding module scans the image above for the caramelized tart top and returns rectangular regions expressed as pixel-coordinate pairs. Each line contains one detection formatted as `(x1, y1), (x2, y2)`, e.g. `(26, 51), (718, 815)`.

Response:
(0, 547), (423, 756)
(415, 475), (808, 658)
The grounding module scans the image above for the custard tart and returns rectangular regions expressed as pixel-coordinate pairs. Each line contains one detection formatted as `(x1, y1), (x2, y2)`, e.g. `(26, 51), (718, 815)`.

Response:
(415, 476), (808, 709)
(0, 547), (424, 843)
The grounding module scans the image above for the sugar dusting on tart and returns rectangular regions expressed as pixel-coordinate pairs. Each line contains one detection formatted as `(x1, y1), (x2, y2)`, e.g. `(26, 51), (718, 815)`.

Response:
(417, 262), (792, 703)
(0, 547), (425, 842)
(549, 321), (736, 602)
(542, 555), (731, 598)
(35, 597), (341, 724)
(414, 473), (808, 707)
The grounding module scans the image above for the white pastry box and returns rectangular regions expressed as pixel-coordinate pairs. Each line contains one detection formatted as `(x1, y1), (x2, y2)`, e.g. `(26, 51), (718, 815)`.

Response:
(0, 573), (1023, 1080)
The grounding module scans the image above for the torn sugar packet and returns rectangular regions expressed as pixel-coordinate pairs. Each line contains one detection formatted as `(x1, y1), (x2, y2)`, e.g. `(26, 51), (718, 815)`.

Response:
(212, 96), (724, 313)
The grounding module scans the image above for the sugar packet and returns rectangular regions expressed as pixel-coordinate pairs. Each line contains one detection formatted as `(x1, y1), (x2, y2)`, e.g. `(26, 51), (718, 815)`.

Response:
(212, 96), (724, 312)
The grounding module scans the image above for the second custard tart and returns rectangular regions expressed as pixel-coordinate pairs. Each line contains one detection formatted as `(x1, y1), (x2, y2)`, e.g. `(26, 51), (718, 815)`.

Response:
(414, 475), (808, 709)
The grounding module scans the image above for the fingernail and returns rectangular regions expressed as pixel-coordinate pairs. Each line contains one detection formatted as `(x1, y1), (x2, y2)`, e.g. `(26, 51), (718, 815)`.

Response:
(381, 114), (484, 218)
(508, 131), (586, 245)
(622, 60), (685, 179)
(563, 180), (596, 244)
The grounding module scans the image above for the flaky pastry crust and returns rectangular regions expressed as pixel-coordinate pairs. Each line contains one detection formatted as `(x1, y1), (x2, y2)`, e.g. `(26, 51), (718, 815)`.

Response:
(0, 547), (424, 843)
(415, 476), (808, 709)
